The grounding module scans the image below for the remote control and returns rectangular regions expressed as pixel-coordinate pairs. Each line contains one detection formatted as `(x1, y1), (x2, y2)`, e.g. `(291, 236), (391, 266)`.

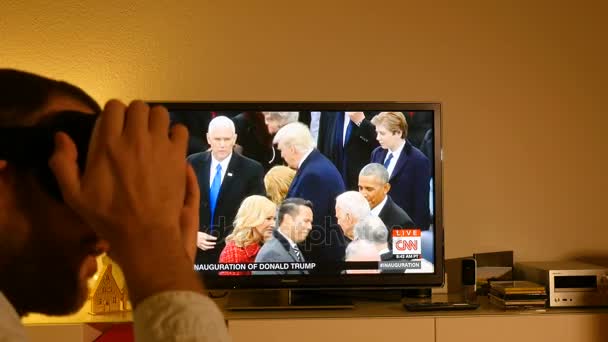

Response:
(403, 301), (480, 311)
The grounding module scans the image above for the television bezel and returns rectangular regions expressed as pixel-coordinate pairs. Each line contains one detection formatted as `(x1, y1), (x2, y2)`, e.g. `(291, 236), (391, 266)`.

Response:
(149, 101), (444, 290)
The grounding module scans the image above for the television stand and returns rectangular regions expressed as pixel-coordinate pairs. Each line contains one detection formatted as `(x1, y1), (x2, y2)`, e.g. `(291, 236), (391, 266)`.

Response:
(225, 289), (354, 310)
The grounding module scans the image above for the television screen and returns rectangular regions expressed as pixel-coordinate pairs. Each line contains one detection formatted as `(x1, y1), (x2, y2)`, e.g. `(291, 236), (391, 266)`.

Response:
(152, 102), (443, 290)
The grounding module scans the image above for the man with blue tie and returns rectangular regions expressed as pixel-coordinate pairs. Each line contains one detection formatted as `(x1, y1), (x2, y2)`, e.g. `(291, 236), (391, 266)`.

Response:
(370, 112), (432, 230)
(187, 116), (266, 266)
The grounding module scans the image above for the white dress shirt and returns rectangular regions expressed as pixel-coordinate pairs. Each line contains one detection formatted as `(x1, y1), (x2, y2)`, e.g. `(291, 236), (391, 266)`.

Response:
(370, 196), (389, 217)
(342, 112), (351, 146)
(385, 140), (406, 178)
(310, 111), (321, 144)
(277, 229), (299, 251)
(209, 153), (232, 188)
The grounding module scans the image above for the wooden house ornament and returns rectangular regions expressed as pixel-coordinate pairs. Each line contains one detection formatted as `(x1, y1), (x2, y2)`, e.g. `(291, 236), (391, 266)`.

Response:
(91, 264), (124, 314)
(121, 285), (132, 311)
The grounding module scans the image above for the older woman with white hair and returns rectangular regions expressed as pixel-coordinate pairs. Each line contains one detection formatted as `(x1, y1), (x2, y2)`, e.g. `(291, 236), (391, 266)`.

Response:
(353, 215), (391, 260)
(335, 191), (370, 242)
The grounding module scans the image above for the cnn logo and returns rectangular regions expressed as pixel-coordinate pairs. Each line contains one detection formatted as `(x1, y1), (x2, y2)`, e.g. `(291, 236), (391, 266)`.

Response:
(395, 239), (418, 251)
(392, 229), (421, 255)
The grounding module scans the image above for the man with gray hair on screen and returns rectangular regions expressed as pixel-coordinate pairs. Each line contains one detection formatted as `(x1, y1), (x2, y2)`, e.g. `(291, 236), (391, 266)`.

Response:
(187, 116), (266, 266)
(358, 163), (414, 250)
(273, 122), (346, 265)
(335, 191), (370, 243)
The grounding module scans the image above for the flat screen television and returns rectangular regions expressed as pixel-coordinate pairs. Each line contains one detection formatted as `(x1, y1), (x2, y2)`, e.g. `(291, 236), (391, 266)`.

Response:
(150, 102), (444, 308)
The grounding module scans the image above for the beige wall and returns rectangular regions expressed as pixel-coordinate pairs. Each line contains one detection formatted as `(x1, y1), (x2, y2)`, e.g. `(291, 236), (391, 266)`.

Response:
(2, 0), (606, 261)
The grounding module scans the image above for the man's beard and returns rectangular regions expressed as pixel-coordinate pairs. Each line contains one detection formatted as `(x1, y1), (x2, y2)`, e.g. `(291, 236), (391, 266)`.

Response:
(0, 231), (88, 316)
(0, 177), (90, 317)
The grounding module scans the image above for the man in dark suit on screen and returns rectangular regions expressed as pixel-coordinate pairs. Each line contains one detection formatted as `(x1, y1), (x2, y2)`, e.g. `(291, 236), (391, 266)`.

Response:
(358, 163), (414, 253)
(273, 122), (346, 265)
(305, 112), (379, 190)
(253, 198), (313, 275)
(370, 112), (431, 230)
(187, 116), (266, 265)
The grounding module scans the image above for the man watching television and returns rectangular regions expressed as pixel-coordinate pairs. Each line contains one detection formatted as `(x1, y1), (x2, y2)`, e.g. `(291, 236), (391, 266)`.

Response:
(0, 69), (229, 341)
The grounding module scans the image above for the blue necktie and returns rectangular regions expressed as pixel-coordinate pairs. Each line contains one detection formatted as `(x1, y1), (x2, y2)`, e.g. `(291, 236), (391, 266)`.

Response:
(209, 164), (222, 231)
(383, 153), (393, 169)
(344, 119), (354, 147)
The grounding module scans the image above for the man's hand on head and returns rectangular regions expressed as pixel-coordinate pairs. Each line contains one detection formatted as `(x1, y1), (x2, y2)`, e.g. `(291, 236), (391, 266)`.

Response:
(48, 100), (204, 305)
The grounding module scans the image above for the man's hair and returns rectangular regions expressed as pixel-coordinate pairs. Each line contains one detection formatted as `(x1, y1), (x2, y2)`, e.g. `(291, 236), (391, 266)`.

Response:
(207, 115), (236, 135)
(335, 191), (370, 222)
(276, 197), (313, 227)
(370, 111), (408, 139)
(359, 163), (389, 185)
(263, 112), (299, 127)
(354, 215), (388, 244)
(0, 69), (100, 126)
(272, 122), (315, 153)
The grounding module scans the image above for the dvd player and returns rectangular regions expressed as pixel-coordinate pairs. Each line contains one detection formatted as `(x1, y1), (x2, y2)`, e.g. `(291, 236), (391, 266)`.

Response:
(516, 261), (608, 307)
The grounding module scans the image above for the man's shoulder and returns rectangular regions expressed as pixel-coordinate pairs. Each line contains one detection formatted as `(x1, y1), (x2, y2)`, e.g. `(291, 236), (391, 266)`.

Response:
(407, 144), (430, 164)
(383, 197), (414, 226)
(232, 152), (264, 172)
(256, 239), (283, 260)
(371, 146), (385, 160)
(187, 150), (210, 163)
(304, 150), (338, 173)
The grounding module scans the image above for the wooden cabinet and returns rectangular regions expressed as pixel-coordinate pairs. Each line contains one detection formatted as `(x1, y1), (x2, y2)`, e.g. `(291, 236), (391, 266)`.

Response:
(229, 317), (435, 342)
(24, 299), (608, 342)
(224, 299), (608, 342)
(436, 314), (608, 342)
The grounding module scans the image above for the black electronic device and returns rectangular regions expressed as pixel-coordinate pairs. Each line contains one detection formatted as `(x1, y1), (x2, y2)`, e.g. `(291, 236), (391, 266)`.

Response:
(462, 258), (477, 301)
(462, 258), (477, 286)
(403, 301), (480, 311)
(148, 102), (445, 309)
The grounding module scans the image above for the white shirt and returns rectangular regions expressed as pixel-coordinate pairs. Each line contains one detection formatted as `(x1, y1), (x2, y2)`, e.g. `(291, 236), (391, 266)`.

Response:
(209, 153), (232, 188)
(342, 112), (351, 146)
(277, 228), (299, 250)
(297, 149), (313, 170)
(310, 111), (321, 144)
(1, 290), (231, 342)
(385, 140), (406, 178)
(0, 292), (27, 341)
(134, 291), (230, 342)
(370, 196), (389, 217)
